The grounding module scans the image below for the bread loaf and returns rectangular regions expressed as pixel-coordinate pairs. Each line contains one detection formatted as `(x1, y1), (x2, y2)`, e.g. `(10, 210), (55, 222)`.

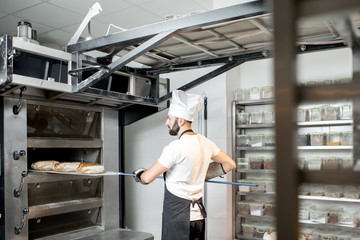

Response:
(31, 160), (59, 170)
(54, 162), (81, 172)
(76, 163), (104, 174)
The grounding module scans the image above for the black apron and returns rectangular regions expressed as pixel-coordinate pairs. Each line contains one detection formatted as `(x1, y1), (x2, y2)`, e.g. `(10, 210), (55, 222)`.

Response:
(161, 185), (207, 240)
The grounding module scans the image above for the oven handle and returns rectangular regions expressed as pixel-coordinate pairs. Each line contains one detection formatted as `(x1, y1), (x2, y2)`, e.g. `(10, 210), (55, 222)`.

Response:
(14, 171), (27, 198)
(14, 207), (29, 235)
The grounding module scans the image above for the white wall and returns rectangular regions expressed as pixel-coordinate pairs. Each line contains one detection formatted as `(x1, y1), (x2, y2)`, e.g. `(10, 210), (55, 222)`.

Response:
(124, 66), (235, 240)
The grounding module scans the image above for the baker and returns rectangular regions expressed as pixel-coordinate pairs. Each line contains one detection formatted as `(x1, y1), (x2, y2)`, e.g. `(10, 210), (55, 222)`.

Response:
(133, 90), (236, 240)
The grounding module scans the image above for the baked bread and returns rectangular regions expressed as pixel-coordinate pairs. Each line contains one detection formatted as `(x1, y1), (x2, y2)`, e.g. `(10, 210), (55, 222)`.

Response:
(54, 162), (81, 172)
(31, 160), (59, 171)
(76, 163), (104, 174)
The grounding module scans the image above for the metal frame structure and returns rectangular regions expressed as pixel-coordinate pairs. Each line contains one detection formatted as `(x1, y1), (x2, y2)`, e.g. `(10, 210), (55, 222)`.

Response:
(273, 0), (360, 239)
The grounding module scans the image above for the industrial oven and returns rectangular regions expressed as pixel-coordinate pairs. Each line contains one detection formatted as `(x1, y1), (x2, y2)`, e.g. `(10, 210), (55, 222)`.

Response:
(0, 34), (159, 239)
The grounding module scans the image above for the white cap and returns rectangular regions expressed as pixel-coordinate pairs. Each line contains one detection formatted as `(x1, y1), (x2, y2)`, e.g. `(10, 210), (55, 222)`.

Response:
(168, 90), (203, 121)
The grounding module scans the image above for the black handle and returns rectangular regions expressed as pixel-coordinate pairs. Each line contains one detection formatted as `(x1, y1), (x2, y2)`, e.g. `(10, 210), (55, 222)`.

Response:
(204, 97), (207, 120)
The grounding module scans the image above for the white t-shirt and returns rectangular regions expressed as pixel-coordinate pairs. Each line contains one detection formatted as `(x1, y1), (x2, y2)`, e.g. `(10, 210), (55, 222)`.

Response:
(158, 134), (220, 220)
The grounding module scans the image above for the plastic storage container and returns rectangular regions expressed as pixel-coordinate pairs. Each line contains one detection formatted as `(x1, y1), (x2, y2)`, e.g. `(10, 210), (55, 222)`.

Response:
(323, 106), (338, 121)
(254, 224), (267, 238)
(249, 156), (263, 169)
(237, 112), (249, 125)
(325, 185), (342, 198)
(327, 132), (341, 146)
(338, 77), (351, 84)
(299, 203), (316, 220)
(237, 200), (252, 214)
(250, 134), (264, 147)
(249, 179), (266, 193)
(249, 87), (260, 100)
(306, 80), (317, 86)
(298, 157), (306, 170)
(341, 157), (353, 170)
(308, 157), (322, 170)
(328, 209), (343, 224)
(340, 105), (352, 120)
(264, 202), (276, 216)
(298, 133), (309, 146)
(250, 111), (263, 124)
(237, 134), (250, 147)
(298, 108), (307, 122)
(260, 86), (274, 99)
(343, 185), (360, 199)
(264, 157), (275, 169)
(299, 183), (310, 195)
(310, 132), (324, 146)
(265, 180), (275, 193)
(238, 179), (251, 192)
(264, 133), (275, 146)
(237, 158), (249, 169)
(310, 209), (329, 224)
(310, 108), (322, 121)
(249, 202), (264, 216)
(342, 131), (353, 145)
(241, 222), (255, 237)
(310, 184), (325, 196)
(339, 212), (353, 225)
(264, 111), (275, 124)
(234, 88), (249, 101)
(323, 80), (333, 85)
(323, 157), (340, 170)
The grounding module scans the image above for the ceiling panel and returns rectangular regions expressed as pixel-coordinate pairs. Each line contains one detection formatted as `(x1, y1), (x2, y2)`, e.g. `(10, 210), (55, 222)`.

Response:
(0, 0), (43, 14)
(0, 15), (23, 36)
(14, 2), (83, 29)
(61, 20), (110, 41)
(37, 29), (73, 48)
(140, 0), (206, 18)
(49, 0), (132, 16)
(97, 6), (163, 29)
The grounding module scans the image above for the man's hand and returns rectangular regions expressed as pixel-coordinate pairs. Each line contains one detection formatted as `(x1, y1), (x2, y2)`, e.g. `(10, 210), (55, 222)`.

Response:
(205, 162), (226, 180)
(133, 168), (148, 184)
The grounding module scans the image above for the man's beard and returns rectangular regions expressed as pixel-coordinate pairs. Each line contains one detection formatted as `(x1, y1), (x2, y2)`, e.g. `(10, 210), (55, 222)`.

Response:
(169, 121), (180, 136)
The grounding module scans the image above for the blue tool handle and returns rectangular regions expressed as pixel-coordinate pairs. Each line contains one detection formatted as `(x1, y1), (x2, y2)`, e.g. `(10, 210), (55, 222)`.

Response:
(119, 172), (256, 186)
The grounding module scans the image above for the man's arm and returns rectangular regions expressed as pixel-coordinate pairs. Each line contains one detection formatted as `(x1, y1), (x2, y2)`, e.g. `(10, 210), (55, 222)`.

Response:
(134, 160), (168, 184)
(205, 150), (236, 180)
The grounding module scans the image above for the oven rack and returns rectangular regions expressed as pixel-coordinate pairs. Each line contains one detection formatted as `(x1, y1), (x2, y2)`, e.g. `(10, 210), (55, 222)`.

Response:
(28, 197), (103, 219)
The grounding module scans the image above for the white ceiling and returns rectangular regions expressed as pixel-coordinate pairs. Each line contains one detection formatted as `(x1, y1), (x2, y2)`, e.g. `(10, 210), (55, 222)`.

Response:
(0, 0), (214, 49)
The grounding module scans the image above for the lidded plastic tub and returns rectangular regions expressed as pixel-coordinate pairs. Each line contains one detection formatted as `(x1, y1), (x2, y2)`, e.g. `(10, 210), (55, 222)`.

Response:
(237, 112), (249, 125)
(249, 201), (265, 216)
(310, 184), (325, 196)
(234, 88), (248, 101)
(237, 158), (248, 169)
(323, 157), (339, 170)
(250, 134), (264, 147)
(323, 106), (338, 120)
(306, 80), (317, 86)
(325, 185), (342, 198)
(250, 111), (263, 124)
(298, 157), (305, 170)
(237, 200), (253, 214)
(265, 180), (275, 193)
(264, 157), (275, 169)
(264, 133), (275, 146)
(264, 202), (276, 216)
(308, 157), (322, 170)
(327, 132), (341, 146)
(249, 156), (263, 169)
(298, 108), (307, 122)
(238, 179), (251, 192)
(323, 79), (333, 85)
(343, 185), (360, 199)
(341, 157), (353, 170)
(260, 86), (274, 99)
(249, 179), (266, 193)
(309, 209), (329, 224)
(299, 203), (316, 220)
(339, 212), (353, 225)
(328, 208), (343, 224)
(264, 111), (275, 124)
(340, 105), (352, 120)
(241, 222), (255, 237)
(298, 133), (309, 146)
(250, 87), (260, 100)
(338, 77), (351, 84)
(237, 134), (250, 146)
(310, 108), (321, 121)
(310, 132), (323, 146)
(342, 131), (353, 145)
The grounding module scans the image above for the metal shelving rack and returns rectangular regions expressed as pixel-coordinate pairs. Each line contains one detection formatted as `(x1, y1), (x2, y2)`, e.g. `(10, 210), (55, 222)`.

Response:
(273, 0), (360, 239)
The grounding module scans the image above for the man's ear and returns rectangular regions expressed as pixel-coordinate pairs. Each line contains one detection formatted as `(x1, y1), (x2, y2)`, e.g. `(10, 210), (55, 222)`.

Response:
(178, 118), (186, 127)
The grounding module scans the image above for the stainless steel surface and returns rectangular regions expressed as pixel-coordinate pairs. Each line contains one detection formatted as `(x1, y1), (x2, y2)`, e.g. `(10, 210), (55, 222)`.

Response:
(28, 198), (103, 219)
(102, 109), (120, 230)
(27, 172), (102, 184)
(75, 228), (154, 240)
(4, 98), (28, 239)
(27, 138), (103, 149)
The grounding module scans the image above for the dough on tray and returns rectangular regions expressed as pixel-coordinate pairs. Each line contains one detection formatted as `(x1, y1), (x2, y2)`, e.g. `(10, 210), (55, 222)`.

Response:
(76, 163), (105, 174)
(31, 160), (59, 171)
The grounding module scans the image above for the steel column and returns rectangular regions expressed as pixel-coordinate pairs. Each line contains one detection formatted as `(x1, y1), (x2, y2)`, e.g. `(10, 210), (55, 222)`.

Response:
(273, 0), (299, 239)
